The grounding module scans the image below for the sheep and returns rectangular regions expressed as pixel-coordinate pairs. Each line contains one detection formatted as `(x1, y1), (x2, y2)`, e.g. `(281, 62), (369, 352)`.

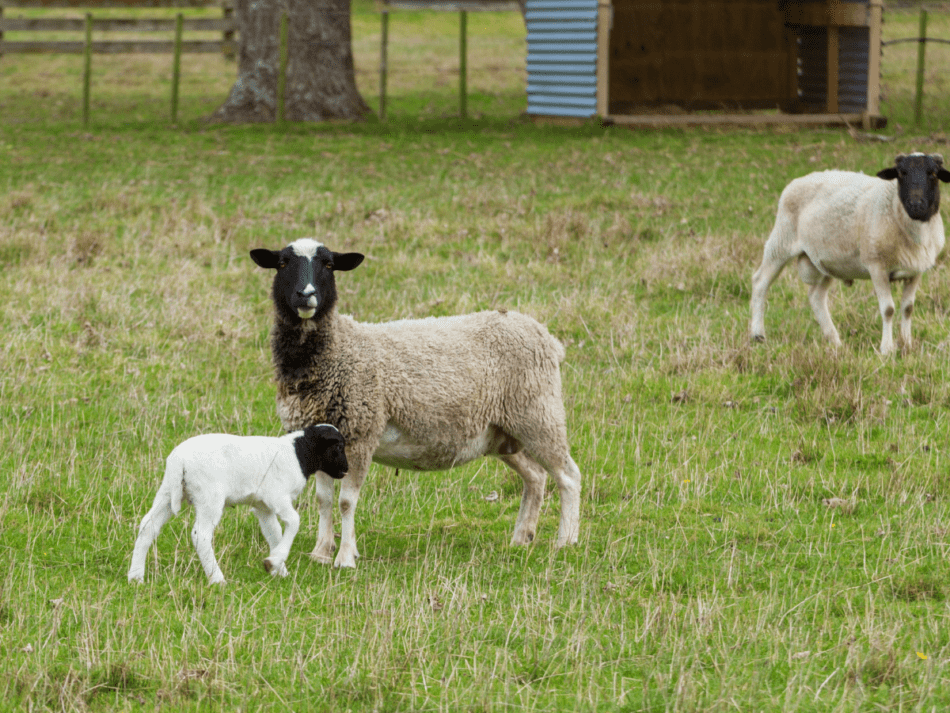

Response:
(750, 153), (950, 354)
(127, 424), (348, 584)
(249, 238), (582, 569)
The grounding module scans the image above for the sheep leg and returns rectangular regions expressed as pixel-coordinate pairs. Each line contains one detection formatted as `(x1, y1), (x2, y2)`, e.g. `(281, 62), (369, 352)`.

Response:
(127, 501), (175, 583)
(263, 501), (299, 578)
(334, 473), (364, 569)
(191, 505), (225, 585)
(506, 417), (582, 548)
(308, 472), (337, 564)
(749, 245), (790, 342)
(499, 452), (546, 545)
(899, 274), (922, 350)
(869, 266), (897, 355)
(805, 275), (842, 347)
(251, 506), (283, 551)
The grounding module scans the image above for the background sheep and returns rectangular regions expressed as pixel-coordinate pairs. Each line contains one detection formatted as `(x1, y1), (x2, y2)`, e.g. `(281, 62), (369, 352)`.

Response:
(249, 238), (582, 569)
(750, 153), (950, 354)
(127, 424), (347, 584)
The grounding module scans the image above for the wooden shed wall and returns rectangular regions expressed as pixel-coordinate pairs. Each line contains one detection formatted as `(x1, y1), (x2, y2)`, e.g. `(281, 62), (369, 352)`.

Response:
(608, 0), (793, 113)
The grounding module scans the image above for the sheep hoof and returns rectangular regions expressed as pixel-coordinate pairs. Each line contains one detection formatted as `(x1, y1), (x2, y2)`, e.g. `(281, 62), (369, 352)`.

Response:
(751, 334), (766, 344)
(263, 558), (273, 573)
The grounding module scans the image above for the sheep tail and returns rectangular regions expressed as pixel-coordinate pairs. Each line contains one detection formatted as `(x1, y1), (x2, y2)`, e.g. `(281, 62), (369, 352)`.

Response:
(160, 451), (186, 516)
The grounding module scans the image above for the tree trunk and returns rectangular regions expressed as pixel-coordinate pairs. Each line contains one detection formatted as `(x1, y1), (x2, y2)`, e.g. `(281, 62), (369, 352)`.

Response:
(211, 0), (370, 123)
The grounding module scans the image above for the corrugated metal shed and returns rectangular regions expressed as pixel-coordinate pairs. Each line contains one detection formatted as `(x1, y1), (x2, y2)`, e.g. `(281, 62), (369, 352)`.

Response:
(527, 0), (883, 128)
(525, 0), (599, 118)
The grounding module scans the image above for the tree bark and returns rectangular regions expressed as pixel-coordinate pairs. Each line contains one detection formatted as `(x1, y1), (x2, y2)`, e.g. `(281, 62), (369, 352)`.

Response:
(211, 0), (370, 123)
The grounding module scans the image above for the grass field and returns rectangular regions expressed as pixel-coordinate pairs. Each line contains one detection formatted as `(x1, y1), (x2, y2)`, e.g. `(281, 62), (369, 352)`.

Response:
(5, 2), (950, 711)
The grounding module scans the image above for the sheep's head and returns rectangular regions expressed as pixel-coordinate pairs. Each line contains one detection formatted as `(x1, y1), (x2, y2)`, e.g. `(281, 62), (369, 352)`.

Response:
(250, 239), (364, 322)
(877, 153), (950, 222)
(295, 424), (349, 480)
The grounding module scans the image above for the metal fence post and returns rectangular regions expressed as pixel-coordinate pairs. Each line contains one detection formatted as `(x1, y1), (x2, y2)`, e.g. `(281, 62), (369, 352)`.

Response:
(915, 8), (928, 126)
(171, 13), (183, 123)
(459, 10), (467, 118)
(380, 9), (389, 121)
(83, 13), (92, 128)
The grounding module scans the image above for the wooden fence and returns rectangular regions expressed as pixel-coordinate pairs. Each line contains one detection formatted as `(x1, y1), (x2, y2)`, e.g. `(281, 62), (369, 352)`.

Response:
(0, 0), (235, 124)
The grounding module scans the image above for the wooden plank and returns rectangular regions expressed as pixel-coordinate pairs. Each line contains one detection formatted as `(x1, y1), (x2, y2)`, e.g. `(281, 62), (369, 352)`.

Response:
(785, 2), (870, 29)
(865, 0), (882, 120)
(0, 38), (235, 52)
(3, 1), (223, 7)
(596, 0), (608, 117)
(605, 112), (875, 128)
(827, 25), (839, 113)
(1, 17), (234, 31)
(381, 0), (519, 10)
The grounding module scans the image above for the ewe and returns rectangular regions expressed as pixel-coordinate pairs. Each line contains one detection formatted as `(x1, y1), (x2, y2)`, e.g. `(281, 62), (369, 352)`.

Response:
(750, 153), (950, 354)
(250, 238), (582, 569)
(127, 424), (347, 584)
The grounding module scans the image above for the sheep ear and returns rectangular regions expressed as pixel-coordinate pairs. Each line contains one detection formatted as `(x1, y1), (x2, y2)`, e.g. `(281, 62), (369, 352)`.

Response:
(250, 249), (281, 269)
(332, 252), (365, 272)
(938, 168), (950, 183)
(877, 167), (899, 181)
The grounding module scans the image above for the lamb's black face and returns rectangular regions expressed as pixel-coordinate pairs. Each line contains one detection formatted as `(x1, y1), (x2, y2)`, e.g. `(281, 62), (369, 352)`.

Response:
(250, 239), (364, 322)
(294, 424), (349, 480)
(877, 153), (950, 222)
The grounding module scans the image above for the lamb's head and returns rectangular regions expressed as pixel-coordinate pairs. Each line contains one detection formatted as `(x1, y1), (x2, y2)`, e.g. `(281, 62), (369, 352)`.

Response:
(250, 239), (364, 322)
(294, 424), (349, 480)
(877, 153), (950, 222)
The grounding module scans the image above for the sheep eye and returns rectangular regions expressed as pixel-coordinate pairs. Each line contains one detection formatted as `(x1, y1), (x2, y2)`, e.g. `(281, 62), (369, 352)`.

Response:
(278, 260), (288, 269)
(325, 262), (333, 270)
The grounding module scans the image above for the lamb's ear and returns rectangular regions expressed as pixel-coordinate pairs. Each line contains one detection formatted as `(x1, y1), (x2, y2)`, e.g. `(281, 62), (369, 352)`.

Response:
(332, 252), (365, 272)
(877, 167), (899, 181)
(250, 249), (281, 269)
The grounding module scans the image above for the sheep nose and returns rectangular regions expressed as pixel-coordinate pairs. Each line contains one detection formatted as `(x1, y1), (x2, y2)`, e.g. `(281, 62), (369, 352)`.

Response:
(298, 284), (316, 297)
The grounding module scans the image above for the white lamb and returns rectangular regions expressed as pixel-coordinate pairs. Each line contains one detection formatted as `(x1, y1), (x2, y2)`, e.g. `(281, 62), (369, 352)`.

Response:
(750, 153), (950, 354)
(249, 238), (583, 569)
(127, 424), (347, 584)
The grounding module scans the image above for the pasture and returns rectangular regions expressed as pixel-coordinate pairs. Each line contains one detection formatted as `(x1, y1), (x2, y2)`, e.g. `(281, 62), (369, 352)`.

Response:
(4, 3), (950, 710)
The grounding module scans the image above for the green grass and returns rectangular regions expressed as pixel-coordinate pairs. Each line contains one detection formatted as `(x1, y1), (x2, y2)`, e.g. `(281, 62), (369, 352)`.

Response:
(5, 3), (950, 711)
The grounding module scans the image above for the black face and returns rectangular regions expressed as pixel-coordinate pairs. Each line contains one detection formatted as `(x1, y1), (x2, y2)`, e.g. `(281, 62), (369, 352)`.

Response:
(294, 424), (349, 480)
(877, 153), (950, 222)
(250, 239), (364, 323)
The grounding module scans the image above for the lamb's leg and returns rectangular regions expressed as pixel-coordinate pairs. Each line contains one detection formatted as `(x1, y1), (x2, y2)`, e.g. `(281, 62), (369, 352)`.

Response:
(308, 472), (336, 564)
(127, 501), (175, 583)
(251, 506), (283, 550)
(499, 452), (546, 546)
(263, 501), (299, 578)
(899, 274), (922, 350)
(191, 504), (225, 585)
(869, 266), (897, 355)
(334, 454), (368, 569)
(749, 239), (791, 342)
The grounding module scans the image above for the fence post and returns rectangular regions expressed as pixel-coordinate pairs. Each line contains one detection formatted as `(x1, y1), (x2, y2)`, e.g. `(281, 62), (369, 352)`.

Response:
(223, 0), (235, 61)
(915, 8), (928, 127)
(379, 9), (389, 121)
(83, 13), (92, 128)
(459, 10), (467, 118)
(171, 13), (183, 124)
(277, 12), (289, 123)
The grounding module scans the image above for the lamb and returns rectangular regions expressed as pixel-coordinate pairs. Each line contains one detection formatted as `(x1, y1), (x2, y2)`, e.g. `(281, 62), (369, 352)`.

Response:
(249, 238), (582, 569)
(127, 424), (348, 584)
(750, 153), (950, 354)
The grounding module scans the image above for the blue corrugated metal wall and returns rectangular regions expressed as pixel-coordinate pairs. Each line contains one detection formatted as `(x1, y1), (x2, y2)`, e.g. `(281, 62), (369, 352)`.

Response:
(795, 0), (870, 112)
(525, 0), (599, 117)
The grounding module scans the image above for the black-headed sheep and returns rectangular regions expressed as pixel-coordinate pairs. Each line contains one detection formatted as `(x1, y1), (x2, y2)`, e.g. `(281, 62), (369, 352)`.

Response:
(750, 153), (950, 354)
(250, 238), (582, 568)
(127, 424), (348, 584)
